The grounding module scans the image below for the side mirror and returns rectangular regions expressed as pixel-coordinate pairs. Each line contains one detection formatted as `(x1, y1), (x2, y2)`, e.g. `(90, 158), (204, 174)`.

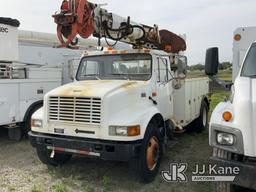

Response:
(205, 47), (219, 76)
(177, 56), (187, 77)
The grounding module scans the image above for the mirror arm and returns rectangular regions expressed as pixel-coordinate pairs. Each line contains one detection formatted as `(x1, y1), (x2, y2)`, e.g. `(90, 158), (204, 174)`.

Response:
(208, 75), (233, 91)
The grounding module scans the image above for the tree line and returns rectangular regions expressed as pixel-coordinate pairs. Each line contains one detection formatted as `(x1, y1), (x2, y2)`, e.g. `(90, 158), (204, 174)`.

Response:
(188, 62), (232, 71)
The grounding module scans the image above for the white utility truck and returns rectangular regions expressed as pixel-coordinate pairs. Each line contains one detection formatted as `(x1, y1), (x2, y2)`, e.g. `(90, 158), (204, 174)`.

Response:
(0, 17), (106, 141)
(29, 0), (210, 182)
(206, 27), (256, 191)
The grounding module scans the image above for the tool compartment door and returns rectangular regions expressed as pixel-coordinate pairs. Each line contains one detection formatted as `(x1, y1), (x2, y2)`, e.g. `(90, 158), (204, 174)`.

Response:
(173, 78), (209, 127)
(0, 82), (19, 125)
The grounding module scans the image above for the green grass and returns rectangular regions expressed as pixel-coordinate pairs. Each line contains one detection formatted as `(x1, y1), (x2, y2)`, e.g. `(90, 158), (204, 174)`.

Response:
(218, 70), (232, 81)
(52, 182), (68, 192)
(31, 184), (45, 192)
(83, 184), (94, 192)
(210, 91), (229, 114)
(187, 69), (232, 81)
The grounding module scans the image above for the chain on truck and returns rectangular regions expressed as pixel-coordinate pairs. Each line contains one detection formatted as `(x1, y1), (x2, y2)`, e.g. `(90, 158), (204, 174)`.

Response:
(28, 0), (210, 183)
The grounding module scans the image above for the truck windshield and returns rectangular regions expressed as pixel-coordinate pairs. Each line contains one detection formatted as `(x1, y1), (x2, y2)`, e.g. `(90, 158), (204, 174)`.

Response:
(76, 54), (152, 81)
(241, 44), (256, 77)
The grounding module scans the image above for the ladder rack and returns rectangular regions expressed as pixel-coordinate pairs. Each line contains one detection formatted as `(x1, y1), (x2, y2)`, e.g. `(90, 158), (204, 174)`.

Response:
(0, 64), (27, 79)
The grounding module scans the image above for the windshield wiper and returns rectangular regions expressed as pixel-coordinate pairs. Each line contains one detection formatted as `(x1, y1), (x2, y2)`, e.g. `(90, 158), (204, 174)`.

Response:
(110, 74), (130, 80)
(82, 74), (102, 80)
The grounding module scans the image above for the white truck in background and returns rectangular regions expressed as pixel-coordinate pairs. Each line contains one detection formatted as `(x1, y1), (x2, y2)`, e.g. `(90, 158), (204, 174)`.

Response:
(206, 27), (256, 191)
(0, 17), (106, 141)
(29, 0), (210, 183)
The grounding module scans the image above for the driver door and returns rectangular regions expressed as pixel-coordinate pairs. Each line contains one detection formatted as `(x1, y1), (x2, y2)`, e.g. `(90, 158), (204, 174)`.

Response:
(155, 56), (172, 119)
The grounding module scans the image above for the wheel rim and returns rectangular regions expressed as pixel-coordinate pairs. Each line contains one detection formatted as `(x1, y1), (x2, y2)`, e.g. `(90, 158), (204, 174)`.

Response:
(202, 107), (207, 127)
(146, 136), (160, 171)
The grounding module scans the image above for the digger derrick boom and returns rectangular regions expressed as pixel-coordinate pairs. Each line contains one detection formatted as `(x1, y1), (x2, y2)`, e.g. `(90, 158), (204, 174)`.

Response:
(53, 0), (186, 53)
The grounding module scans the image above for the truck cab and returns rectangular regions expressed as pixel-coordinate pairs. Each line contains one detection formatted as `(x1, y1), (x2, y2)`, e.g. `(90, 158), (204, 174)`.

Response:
(29, 49), (209, 182)
(207, 28), (256, 191)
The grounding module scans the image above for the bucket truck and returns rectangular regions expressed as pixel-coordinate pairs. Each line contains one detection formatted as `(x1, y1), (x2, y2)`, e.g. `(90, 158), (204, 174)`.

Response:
(28, 0), (209, 183)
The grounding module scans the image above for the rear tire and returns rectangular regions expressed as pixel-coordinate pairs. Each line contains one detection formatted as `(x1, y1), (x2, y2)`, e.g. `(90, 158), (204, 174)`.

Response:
(129, 122), (164, 183)
(193, 101), (209, 132)
(36, 149), (72, 166)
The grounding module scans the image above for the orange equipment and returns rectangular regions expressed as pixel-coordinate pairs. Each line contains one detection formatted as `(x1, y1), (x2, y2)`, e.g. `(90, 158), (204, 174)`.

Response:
(53, 0), (186, 53)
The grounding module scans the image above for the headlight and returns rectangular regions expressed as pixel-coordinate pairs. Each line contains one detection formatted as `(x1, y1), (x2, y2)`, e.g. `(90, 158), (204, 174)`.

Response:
(217, 132), (235, 145)
(31, 119), (43, 128)
(109, 125), (140, 136)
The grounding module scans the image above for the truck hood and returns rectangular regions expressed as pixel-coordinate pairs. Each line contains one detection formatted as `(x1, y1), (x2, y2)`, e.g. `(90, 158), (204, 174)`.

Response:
(47, 80), (148, 98)
(232, 77), (256, 156)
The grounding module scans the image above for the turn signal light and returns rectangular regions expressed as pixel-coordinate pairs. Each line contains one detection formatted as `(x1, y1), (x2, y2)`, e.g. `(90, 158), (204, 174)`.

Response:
(128, 126), (141, 136)
(222, 111), (233, 122)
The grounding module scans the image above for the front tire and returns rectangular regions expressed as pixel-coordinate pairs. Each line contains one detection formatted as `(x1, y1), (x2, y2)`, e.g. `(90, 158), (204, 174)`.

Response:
(36, 149), (72, 166)
(129, 122), (163, 183)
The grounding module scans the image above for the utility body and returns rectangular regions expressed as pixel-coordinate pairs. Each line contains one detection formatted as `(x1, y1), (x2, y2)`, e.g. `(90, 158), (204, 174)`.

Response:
(206, 27), (256, 191)
(0, 17), (102, 140)
(29, 1), (209, 182)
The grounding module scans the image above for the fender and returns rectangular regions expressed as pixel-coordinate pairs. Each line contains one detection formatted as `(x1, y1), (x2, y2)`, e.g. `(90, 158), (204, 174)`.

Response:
(210, 101), (232, 125)
(23, 100), (43, 122)
(139, 107), (164, 138)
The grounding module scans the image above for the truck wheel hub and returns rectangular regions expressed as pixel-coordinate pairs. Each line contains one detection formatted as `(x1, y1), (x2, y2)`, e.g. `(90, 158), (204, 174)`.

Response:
(146, 136), (160, 171)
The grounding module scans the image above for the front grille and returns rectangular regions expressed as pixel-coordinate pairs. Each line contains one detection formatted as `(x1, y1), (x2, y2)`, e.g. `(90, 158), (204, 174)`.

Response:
(48, 97), (102, 124)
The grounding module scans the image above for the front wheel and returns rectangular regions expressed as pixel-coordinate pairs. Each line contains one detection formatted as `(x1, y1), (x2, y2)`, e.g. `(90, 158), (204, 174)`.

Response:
(129, 123), (163, 183)
(36, 149), (72, 166)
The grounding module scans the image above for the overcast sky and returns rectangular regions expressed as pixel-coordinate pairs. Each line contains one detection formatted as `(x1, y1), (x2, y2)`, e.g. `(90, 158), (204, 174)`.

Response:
(1, 0), (256, 65)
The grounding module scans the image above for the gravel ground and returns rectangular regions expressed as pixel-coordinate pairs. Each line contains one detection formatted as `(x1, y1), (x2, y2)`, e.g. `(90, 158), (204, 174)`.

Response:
(0, 128), (213, 192)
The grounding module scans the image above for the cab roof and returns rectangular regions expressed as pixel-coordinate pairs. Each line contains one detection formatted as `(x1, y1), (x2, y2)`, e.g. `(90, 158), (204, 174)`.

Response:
(81, 49), (174, 57)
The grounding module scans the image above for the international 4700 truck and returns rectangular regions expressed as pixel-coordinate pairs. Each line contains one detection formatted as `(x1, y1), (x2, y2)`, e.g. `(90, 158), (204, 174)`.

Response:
(29, 0), (210, 182)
